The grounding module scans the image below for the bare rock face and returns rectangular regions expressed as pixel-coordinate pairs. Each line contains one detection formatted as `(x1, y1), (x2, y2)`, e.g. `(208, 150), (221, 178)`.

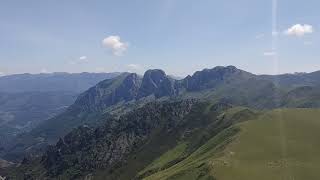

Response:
(74, 73), (142, 112)
(0, 158), (13, 168)
(138, 69), (176, 99)
(75, 70), (176, 112)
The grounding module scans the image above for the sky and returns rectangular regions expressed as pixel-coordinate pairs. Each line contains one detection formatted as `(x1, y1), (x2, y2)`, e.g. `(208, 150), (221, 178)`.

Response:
(0, 0), (319, 77)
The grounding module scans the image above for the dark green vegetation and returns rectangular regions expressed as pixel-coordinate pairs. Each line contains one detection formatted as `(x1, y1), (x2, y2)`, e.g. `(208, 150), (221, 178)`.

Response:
(2, 100), (257, 179)
(2, 66), (320, 179)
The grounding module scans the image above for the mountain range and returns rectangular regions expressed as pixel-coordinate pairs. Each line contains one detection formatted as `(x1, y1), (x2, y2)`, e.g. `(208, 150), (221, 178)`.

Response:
(0, 72), (121, 93)
(0, 72), (120, 159)
(1, 66), (320, 180)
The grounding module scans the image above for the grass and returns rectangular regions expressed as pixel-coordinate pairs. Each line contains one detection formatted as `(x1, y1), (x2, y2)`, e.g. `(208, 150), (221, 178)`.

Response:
(142, 127), (239, 180)
(213, 108), (320, 180)
(138, 142), (188, 177)
(92, 102), (247, 180)
(143, 108), (320, 180)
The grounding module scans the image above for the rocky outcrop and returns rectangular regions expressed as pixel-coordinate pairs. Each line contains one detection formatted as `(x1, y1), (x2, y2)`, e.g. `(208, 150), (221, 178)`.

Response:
(182, 66), (253, 91)
(74, 73), (142, 112)
(137, 69), (176, 98)
(61, 66), (251, 113)
(40, 100), (196, 178)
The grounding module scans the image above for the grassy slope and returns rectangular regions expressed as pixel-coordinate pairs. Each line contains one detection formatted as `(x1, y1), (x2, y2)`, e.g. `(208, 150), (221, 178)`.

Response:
(143, 127), (239, 180)
(93, 102), (219, 180)
(214, 109), (320, 180)
(139, 107), (255, 180)
(92, 104), (255, 180)
(144, 109), (320, 180)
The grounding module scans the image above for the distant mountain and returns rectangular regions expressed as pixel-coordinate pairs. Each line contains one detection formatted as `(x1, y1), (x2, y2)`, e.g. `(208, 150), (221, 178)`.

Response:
(0, 72), (121, 93)
(12, 70), (181, 151)
(0, 91), (76, 144)
(280, 86), (320, 107)
(137, 69), (176, 98)
(260, 71), (320, 89)
(75, 73), (142, 112)
(0, 72), (120, 160)
(3, 66), (320, 179)
(180, 66), (253, 91)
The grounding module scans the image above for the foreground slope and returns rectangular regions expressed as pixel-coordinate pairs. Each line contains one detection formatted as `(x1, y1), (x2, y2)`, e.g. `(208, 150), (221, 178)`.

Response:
(145, 109), (320, 180)
(1, 101), (254, 179)
(213, 109), (320, 180)
(2, 105), (320, 179)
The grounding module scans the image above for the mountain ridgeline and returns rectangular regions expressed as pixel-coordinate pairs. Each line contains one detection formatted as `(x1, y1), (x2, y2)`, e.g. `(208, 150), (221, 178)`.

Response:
(0, 72), (121, 93)
(73, 66), (256, 113)
(72, 66), (320, 112)
(3, 66), (320, 161)
(2, 66), (320, 180)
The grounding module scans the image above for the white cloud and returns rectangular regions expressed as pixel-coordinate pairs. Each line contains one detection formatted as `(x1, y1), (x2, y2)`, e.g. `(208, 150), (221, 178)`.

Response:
(79, 56), (88, 61)
(102, 35), (128, 56)
(263, 51), (277, 56)
(284, 24), (314, 36)
(0, 72), (5, 76)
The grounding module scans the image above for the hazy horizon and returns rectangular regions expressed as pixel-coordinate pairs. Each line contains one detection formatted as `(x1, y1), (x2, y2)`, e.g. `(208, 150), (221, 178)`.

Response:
(1, 65), (319, 78)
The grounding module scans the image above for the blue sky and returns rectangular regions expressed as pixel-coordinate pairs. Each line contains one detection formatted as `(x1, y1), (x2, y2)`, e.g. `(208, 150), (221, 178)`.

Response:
(0, 0), (319, 76)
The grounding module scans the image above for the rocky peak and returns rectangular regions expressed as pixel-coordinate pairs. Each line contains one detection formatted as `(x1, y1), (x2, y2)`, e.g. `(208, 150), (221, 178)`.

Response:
(142, 69), (167, 85)
(183, 66), (251, 91)
(74, 73), (142, 112)
(192, 66), (241, 81)
(138, 69), (175, 98)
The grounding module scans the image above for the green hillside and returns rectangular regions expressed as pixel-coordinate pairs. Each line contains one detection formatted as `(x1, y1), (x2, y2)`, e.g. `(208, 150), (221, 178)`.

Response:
(3, 66), (320, 180)
(4, 66), (320, 163)
(143, 109), (320, 180)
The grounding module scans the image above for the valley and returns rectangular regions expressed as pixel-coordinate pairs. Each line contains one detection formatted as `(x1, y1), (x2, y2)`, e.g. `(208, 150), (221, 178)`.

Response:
(1, 66), (320, 179)
(0, 72), (120, 161)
